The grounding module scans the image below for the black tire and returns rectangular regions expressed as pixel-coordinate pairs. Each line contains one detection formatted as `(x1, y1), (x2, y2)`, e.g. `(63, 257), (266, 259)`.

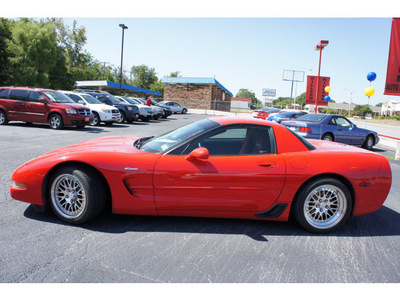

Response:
(0, 110), (8, 125)
(182, 108), (187, 114)
(104, 122), (114, 126)
(321, 133), (334, 142)
(48, 166), (107, 224)
(117, 111), (126, 123)
(362, 134), (375, 150)
(49, 114), (64, 130)
(292, 177), (352, 233)
(90, 112), (101, 126)
(76, 125), (85, 129)
(141, 116), (150, 122)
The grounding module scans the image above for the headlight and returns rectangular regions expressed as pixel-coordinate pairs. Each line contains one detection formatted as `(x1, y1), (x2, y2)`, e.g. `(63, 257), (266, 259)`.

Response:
(101, 109), (111, 113)
(127, 106), (135, 111)
(66, 109), (77, 114)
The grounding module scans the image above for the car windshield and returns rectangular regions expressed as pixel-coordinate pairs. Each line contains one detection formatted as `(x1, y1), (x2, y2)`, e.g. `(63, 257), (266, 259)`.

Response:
(43, 91), (75, 103)
(295, 114), (326, 123)
(277, 111), (296, 117)
(81, 94), (102, 104)
(139, 119), (220, 154)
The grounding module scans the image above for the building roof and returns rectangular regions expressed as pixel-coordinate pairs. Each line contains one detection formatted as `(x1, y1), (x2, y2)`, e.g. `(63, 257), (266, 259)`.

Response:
(161, 77), (233, 96)
(74, 80), (161, 96)
(232, 97), (252, 103)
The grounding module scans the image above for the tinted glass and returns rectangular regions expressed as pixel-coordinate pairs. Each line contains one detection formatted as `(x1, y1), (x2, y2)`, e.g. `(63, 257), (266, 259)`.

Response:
(0, 89), (10, 98)
(81, 94), (101, 104)
(28, 91), (42, 102)
(10, 89), (29, 101)
(140, 119), (220, 154)
(295, 114), (326, 123)
(66, 94), (81, 102)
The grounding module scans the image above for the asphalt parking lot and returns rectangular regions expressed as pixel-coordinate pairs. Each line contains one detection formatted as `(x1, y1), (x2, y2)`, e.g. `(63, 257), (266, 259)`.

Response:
(0, 113), (399, 283)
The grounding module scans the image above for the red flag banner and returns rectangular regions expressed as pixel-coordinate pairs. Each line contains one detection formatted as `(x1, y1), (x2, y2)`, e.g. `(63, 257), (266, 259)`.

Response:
(305, 76), (330, 106)
(384, 18), (400, 96)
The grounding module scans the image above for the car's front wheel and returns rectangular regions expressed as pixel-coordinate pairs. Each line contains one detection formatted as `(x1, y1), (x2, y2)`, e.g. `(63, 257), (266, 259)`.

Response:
(49, 114), (63, 130)
(117, 111), (126, 123)
(292, 177), (352, 233)
(49, 166), (107, 224)
(90, 112), (101, 126)
(182, 108), (187, 114)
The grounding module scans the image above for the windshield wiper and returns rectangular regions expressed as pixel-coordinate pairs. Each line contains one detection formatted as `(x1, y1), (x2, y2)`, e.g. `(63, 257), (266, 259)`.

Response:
(134, 136), (154, 149)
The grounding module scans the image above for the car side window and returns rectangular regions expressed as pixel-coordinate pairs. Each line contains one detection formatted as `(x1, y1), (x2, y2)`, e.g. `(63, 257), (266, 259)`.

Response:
(0, 89), (10, 98)
(9, 89), (29, 101)
(336, 117), (352, 127)
(183, 125), (275, 156)
(328, 117), (337, 125)
(28, 91), (42, 102)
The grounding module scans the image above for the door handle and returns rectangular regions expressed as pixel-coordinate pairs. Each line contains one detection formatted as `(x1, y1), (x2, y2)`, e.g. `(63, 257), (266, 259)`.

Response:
(258, 161), (277, 168)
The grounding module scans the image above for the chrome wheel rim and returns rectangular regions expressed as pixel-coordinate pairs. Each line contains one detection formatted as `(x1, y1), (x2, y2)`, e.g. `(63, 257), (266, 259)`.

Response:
(304, 184), (347, 230)
(323, 135), (333, 141)
(0, 112), (5, 124)
(50, 116), (61, 128)
(51, 174), (87, 219)
(91, 114), (98, 126)
(367, 137), (374, 148)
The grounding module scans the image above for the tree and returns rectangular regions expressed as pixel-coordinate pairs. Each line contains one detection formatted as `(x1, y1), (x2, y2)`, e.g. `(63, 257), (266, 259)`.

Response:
(7, 19), (62, 88)
(168, 71), (181, 77)
(354, 105), (373, 117)
(235, 88), (262, 109)
(130, 65), (159, 90)
(0, 18), (12, 85)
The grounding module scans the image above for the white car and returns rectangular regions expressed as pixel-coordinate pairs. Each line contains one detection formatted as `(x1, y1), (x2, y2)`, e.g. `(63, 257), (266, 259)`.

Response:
(60, 91), (120, 126)
(133, 98), (164, 120)
(115, 96), (154, 121)
(158, 101), (188, 114)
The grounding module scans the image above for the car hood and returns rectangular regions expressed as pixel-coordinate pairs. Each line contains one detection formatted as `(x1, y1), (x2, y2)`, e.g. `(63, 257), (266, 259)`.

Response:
(87, 103), (118, 111)
(61, 103), (88, 110)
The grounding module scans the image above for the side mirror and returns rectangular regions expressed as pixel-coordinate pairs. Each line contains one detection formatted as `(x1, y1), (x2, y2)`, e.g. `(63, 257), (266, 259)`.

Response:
(185, 147), (209, 161)
(38, 98), (46, 104)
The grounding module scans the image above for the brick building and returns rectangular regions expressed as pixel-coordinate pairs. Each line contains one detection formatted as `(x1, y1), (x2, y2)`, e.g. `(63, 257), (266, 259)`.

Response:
(161, 77), (233, 112)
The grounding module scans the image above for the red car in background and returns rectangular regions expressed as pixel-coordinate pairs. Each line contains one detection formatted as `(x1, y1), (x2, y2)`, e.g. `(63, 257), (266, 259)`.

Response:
(0, 87), (93, 129)
(10, 117), (392, 233)
(253, 107), (281, 119)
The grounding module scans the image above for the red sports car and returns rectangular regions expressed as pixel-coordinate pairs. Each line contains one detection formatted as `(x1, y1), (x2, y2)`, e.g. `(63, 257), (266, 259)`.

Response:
(10, 117), (392, 233)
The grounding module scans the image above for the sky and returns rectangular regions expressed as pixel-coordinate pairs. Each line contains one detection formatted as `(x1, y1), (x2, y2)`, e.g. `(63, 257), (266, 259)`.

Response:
(4, 1), (400, 106)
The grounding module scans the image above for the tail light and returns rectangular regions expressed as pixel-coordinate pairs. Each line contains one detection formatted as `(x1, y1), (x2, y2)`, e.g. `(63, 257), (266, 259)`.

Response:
(299, 127), (312, 133)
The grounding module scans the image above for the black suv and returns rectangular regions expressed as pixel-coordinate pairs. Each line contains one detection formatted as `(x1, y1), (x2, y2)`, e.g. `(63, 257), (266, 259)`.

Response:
(80, 91), (139, 123)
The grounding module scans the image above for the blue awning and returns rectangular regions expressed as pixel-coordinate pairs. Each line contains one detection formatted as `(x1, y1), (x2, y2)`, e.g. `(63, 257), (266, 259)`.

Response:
(74, 80), (161, 96)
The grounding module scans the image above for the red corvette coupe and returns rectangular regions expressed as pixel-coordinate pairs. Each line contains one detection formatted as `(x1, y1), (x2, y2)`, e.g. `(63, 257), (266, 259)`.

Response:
(10, 117), (392, 233)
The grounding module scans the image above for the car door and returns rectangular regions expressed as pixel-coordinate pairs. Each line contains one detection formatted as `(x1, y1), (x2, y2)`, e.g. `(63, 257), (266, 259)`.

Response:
(333, 116), (359, 144)
(8, 89), (30, 121)
(26, 91), (48, 123)
(153, 125), (286, 213)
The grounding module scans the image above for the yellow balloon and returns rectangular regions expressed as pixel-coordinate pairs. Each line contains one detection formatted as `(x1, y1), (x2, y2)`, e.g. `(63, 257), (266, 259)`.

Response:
(365, 87), (375, 97)
(325, 86), (331, 93)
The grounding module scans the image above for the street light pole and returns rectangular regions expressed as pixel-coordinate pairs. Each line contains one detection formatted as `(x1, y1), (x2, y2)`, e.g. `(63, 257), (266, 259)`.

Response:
(119, 24), (128, 95)
(314, 40), (329, 113)
(345, 89), (353, 116)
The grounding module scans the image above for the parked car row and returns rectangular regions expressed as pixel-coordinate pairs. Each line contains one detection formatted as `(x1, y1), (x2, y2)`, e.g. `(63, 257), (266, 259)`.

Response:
(0, 86), (187, 130)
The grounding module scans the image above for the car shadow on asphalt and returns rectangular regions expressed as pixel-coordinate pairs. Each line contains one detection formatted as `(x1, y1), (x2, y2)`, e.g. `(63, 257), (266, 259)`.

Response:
(23, 204), (400, 241)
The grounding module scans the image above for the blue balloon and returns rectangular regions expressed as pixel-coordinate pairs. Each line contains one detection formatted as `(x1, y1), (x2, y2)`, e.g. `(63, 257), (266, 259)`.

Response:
(367, 72), (377, 81)
(324, 96), (331, 102)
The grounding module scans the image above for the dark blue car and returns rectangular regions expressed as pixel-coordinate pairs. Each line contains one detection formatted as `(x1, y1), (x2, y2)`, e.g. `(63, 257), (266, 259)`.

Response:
(281, 114), (379, 150)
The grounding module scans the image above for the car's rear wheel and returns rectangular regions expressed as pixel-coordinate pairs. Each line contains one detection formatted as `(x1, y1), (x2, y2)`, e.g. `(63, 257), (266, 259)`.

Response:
(49, 166), (107, 224)
(49, 114), (63, 130)
(293, 177), (352, 233)
(362, 135), (375, 150)
(321, 133), (334, 141)
(0, 110), (8, 125)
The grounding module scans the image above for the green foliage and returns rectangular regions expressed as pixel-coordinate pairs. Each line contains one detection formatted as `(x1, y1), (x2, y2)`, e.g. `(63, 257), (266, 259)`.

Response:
(131, 65), (159, 90)
(0, 18), (12, 85)
(354, 105), (373, 117)
(7, 19), (62, 87)
(236, 88), (262, 109)
(168, 71), (181, 77)
(321, 107), (338, 114)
